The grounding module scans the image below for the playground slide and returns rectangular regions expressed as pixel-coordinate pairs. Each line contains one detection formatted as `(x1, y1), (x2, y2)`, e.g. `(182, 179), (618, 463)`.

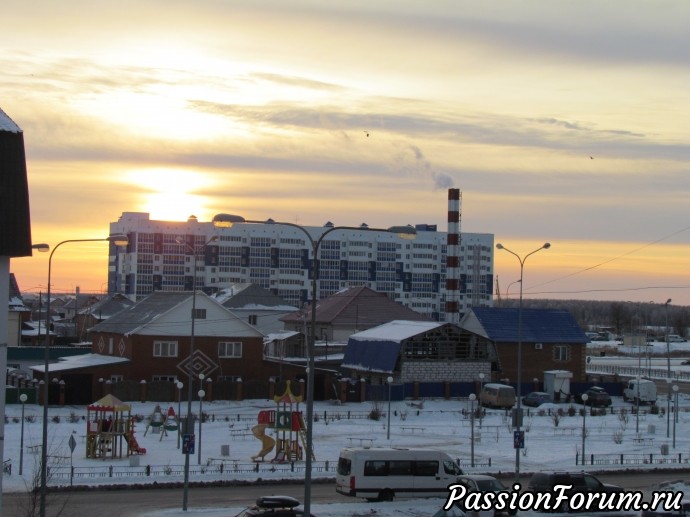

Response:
(124, 433), (146, 455)
(251, 424), (275, 461)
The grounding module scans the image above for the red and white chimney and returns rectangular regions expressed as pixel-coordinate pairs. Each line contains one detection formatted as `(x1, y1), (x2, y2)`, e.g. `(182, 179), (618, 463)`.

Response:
(445, 188), (462, 324)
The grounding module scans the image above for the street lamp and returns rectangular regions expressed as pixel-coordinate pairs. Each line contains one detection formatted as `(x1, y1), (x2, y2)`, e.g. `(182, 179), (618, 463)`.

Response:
(495, 241), (550, 481)
(19, 393), (27, 476)
(212, 213), (415, 517)
(197, 388), (205, 465)
(176, 235), (217, 512)
(176, 381), (183, 449)
(635, 375), (640, 434)
(478, 373), (485, 428)
(664, 298), (672, 438)
(386, 376), (393, 440)
(39, 235), (127, 517)
(505, 279), (521, 299)
(469, 393), (476, 468)
(672, 384), (678, 449)
(581, 393), (588, 466)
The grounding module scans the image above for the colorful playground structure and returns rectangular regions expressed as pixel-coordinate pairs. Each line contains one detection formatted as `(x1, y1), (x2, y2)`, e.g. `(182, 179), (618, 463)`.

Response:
(143, 405), (179, 441)
(86, 394), (146, 459)
(251, 381), (313, 463)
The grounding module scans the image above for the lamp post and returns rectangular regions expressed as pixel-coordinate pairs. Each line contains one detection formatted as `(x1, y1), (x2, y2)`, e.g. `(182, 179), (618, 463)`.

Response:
(176, 381), (183, 449)
(672, 384), (678, 448)
(581, 393), (588, 466)
(478, 373), (485, 428)
(469, 393), (476, 468)
(495, 242), (550, 482)
(212, 213), (415, 516)
(19, 393), (27, 475)
(39, 235), (126, 517)
(386, 376), (393, 441)
(635, 374), (640, 434)
(664, 298), (672, 438)
(197, 388), (205, 465)
(505, 279), (521, 300)
(176, 235), (217, 512)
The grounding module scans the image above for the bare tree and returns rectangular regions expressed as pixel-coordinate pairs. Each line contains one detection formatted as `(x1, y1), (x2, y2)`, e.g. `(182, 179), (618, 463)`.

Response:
(13, 444), (71, 517)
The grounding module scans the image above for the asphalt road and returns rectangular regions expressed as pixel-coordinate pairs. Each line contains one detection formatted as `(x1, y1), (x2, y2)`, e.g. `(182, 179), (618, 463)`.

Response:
(3, 471), (688, 517)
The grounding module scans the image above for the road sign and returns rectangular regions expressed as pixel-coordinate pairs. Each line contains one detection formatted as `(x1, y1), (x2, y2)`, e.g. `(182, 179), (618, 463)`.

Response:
(182, 434), (195, 455)
(514, 430), (525, 449)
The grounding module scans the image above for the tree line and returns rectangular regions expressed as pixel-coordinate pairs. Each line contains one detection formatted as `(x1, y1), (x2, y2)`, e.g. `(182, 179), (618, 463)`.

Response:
(496, 298), (690, 339)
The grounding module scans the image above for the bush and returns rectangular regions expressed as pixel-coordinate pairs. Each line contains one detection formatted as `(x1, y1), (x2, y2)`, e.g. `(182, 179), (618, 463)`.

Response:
(368, 408), (381, 421)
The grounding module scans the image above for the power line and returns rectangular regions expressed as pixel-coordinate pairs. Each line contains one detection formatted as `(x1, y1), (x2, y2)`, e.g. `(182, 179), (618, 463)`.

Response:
(529, 224), (690, 290)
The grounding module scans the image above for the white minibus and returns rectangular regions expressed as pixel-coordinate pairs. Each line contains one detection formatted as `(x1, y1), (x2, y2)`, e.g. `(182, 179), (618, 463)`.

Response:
(335, 447), (463, 502)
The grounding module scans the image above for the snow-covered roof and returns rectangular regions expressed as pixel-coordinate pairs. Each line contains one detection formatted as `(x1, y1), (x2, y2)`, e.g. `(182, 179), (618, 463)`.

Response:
(30, 353), (129, 373)
(349, 320), (444, 342)
(263, 330), (300, 344)
(0, 107), (21, 132)
(212, 283), (297, 311)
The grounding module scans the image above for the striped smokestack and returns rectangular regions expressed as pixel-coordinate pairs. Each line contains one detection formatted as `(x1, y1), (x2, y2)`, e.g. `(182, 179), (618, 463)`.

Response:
(445, 188), (461, 324)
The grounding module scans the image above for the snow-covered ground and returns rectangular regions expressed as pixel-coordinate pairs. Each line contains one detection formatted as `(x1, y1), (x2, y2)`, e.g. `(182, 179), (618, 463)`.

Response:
(3, 392), (689, 516)
(3, 340), (690, 515)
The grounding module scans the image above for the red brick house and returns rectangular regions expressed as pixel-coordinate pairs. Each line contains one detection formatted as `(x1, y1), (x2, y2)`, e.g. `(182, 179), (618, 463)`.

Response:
(31, 291), (311, 404)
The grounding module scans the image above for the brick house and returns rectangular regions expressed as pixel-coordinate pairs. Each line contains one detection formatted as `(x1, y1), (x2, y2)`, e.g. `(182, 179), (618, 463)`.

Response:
(31, 291), (312, 404)
(460, 307), (588, 385)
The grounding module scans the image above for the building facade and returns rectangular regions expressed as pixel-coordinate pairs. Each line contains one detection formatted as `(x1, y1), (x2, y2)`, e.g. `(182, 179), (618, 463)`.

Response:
(108, 192), (494, 321)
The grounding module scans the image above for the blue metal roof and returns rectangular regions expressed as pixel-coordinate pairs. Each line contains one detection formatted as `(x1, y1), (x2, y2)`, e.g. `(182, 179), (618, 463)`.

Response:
(341, 339), (401, 374)
(471, 307), (588, 344)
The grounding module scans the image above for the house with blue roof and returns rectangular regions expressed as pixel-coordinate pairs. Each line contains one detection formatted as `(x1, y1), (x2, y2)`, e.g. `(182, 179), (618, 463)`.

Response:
(340, 307), (587, 397)
(341, 320), (497, 387)
(461, 307), (588, 385)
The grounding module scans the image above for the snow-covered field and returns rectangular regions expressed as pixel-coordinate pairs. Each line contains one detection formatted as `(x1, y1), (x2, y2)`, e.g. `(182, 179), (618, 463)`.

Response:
(3, 391), (689, 516)
(3, 341), (690, 515)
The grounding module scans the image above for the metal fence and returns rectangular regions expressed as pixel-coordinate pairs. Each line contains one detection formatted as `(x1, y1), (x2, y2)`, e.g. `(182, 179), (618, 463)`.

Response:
(576, 452), (690, 466)
(46, 456), (490, 484)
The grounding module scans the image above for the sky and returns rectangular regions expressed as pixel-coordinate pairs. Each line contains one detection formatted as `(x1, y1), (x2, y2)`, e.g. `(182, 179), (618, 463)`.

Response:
(3, 0), (690, 304)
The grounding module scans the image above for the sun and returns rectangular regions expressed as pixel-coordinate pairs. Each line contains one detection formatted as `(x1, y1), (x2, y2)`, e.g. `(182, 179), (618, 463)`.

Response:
(124, 167), (217, 221)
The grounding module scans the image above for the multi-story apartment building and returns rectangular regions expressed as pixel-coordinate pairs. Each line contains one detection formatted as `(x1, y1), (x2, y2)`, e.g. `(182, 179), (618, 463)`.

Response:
(108, 190), (494, 321)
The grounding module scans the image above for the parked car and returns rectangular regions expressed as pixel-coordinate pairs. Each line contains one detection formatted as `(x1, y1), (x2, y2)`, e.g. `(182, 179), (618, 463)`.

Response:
(641, 497), (690, 516)
(234, 496), (316, 517)
(623, 378), (657, 405)
(521, 391), (551, 407)
(575, 386), (612, 407)
(452, 474), (517, 516)
(667, 334), (686, 343)
(479, 383), (516, 409)
(527, 471), (623, 512)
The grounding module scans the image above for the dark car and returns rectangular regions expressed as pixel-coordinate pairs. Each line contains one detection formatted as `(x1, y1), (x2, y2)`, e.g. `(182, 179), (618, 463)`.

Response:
(576, 386), (612, 407)
(234, 496), (316, 517)
(522, 391), (551, 407)
(453, 474), (517, 516)
(641, 497), (690, 516)
(527, 471), (623, 512)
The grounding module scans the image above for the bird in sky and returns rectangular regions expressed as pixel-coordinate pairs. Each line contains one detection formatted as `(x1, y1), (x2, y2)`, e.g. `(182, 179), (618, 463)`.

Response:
(364, 130), (370, 137)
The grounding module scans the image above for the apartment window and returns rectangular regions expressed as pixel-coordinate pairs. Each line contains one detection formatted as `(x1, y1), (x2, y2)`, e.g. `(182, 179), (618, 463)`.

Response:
(553, 345), (570, 362)
(219, 341), (242, 358)
(153, 340), (178, 357)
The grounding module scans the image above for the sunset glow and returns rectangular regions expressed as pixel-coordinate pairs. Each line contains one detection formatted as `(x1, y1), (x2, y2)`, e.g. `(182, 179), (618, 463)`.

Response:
(3, 0), (689, 304)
